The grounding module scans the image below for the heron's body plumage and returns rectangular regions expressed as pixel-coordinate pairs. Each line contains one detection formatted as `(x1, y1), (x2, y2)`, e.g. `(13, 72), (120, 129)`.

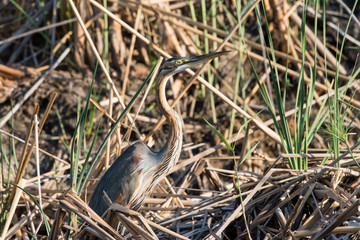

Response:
(89, 141), (167, 215)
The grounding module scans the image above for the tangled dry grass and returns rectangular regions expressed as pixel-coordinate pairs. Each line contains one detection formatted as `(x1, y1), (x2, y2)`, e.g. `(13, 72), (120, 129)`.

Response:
(0, 0), (360, 239)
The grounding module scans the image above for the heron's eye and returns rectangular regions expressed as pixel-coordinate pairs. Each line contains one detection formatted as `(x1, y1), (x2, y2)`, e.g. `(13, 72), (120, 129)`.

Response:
(176, 60), (183, 65)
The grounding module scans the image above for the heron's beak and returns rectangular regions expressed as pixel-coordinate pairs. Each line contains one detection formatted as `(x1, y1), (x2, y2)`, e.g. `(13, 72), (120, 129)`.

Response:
(185, 51), (230, 67)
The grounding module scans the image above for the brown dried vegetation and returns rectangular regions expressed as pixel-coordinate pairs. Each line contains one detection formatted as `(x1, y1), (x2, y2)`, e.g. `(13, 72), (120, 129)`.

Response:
(0, 0), (360, 239)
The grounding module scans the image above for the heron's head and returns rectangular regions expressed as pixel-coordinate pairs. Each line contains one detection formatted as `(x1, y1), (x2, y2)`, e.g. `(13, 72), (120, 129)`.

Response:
(158, 51), (229, 77)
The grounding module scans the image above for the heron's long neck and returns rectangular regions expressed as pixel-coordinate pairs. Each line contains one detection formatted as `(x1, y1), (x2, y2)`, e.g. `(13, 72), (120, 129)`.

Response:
(156, 74), (182, 169)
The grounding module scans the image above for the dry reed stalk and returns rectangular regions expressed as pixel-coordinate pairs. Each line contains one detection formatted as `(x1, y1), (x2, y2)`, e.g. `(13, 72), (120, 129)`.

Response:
(0, 64), (26, 79)
(0, 18), (76, 47)
(1, 179), (26, 239)
(121, 6), (143, 99)
(33, 114), (44, 235)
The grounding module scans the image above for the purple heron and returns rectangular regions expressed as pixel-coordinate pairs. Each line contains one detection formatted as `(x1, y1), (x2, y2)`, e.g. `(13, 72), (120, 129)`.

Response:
(89, 51), (228, 216)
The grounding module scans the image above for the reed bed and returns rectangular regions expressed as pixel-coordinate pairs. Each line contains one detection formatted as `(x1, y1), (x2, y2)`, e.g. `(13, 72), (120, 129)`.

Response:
(0, 0), (359, 239)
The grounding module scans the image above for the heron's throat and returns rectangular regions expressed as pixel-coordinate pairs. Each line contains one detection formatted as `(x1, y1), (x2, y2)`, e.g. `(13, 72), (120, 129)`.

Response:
(156, 74), (183, 169)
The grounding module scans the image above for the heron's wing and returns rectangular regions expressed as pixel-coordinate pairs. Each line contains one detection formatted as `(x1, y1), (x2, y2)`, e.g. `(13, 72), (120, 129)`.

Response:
(88, 142), (145, 216)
